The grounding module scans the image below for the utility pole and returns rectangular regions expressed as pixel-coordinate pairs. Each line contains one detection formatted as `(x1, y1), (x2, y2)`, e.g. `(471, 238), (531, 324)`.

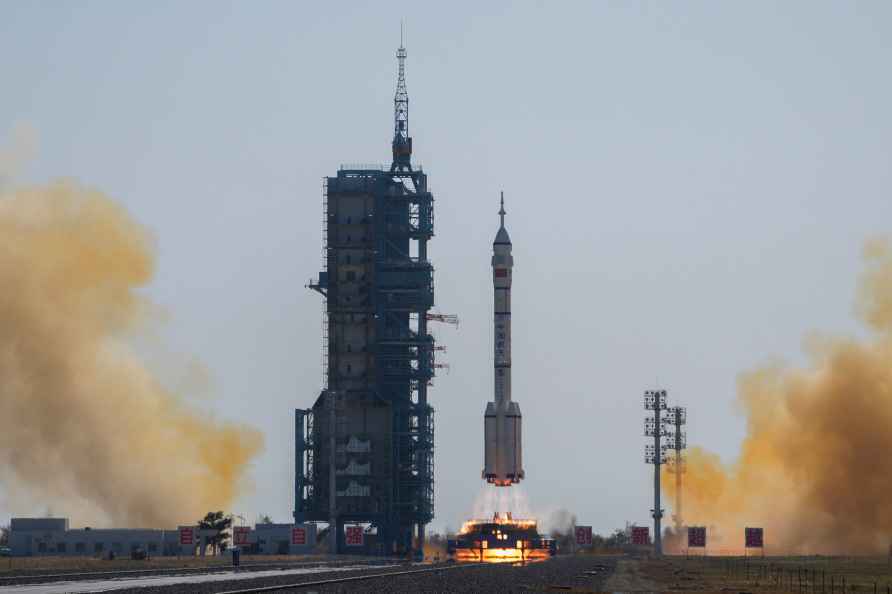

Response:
(666, 406), (687, 535)
(645, 389), (668, 556)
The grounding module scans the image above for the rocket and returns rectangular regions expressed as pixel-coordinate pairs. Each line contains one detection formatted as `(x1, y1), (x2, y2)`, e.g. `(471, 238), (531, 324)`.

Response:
(483, 192), (524, 487)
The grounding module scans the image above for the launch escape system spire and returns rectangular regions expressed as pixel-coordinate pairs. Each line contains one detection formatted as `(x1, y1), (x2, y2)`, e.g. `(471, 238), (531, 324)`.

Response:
(296, 39), (440, 557)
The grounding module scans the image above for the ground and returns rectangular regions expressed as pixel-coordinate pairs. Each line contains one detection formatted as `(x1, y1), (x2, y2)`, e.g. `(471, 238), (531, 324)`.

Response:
(0, 554), (329, 576)
(3, 553), (892, 593)
(639, 554), (892, 593)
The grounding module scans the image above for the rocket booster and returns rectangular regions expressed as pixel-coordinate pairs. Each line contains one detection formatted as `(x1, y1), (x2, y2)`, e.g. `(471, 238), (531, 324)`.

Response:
(483, 192), (524, 487)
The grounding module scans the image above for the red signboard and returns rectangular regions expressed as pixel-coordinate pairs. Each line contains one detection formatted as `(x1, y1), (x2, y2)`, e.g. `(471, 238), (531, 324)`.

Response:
(179, 527), (194, 546)
(688, 526), (707, 548)
(291, 526), (307, 546)
(745, 527), (764, 548)
(575, 526), (593, 546)
(234, 526), (250, 546)
(345, 525), (364, 546)
(631, 526), (650, 546)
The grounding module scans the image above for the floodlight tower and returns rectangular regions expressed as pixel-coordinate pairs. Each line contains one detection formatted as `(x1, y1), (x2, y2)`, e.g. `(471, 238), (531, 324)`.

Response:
(644, 389), (669, 556)
(666, 406), (687, 534)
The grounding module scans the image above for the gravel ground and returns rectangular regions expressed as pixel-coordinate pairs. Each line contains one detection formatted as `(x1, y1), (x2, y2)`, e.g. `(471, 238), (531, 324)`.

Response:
(312, 556), (619, 594)
(116, 555), (621, 594)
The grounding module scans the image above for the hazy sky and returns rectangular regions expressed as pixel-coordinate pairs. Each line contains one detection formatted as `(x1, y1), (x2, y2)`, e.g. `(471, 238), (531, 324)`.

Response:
(1, 1), (891, 534)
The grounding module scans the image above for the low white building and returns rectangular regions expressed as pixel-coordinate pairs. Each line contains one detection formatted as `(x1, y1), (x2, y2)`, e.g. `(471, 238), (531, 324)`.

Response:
(8, 518), (180, 557)
(8, 518), (317, 557)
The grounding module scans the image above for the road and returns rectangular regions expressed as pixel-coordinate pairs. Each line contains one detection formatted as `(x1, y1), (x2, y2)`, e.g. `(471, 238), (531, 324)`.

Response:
(0, 565), (384, 594)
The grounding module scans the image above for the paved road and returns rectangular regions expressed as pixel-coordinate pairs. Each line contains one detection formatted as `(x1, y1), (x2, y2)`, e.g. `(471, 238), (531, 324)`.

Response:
(0, 565), (384, 594)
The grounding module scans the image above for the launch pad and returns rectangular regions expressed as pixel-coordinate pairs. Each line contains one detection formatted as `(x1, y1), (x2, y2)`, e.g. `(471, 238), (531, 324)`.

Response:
(448, 512), (555, 563)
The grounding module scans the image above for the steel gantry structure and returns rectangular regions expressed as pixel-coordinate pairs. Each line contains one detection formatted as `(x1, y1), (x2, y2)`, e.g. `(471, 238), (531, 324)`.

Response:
(295, 39), (440, 559)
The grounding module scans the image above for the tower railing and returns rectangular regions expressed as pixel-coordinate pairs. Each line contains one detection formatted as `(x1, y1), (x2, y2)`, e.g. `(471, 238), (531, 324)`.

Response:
(339, 163), (385, 171)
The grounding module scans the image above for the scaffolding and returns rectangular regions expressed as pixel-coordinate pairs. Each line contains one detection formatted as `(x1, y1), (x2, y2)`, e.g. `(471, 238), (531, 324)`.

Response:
(299, 165), (436, 556)
(297, 39), (443, 558)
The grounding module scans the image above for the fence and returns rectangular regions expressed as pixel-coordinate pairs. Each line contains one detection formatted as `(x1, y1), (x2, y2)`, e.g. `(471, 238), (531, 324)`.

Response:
(720, 557), (892, 594)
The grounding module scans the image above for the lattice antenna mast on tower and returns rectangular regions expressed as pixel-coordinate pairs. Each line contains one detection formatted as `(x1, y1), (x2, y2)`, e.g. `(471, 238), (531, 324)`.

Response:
(391, 28), (412, 172)
(644, 389), (669, 556)
(666, 406), (687, 535)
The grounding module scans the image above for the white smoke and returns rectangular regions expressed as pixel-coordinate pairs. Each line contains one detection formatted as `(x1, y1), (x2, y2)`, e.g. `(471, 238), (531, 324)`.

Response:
(470, 484), (533, 520)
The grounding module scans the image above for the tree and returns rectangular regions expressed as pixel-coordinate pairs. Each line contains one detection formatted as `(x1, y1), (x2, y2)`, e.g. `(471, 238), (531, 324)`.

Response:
(0, 524), (8, 546)
(604, 527), (630, 548)
(198, 511), (232, 555)
(257, 514), (273, 524)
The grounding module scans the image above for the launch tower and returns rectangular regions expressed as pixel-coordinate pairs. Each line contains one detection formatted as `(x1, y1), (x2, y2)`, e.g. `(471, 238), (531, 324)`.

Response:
(295, 39), (437, 557)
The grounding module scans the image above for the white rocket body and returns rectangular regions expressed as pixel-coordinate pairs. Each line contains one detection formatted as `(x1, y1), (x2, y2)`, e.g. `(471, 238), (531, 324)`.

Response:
(483, 196), (524, 486)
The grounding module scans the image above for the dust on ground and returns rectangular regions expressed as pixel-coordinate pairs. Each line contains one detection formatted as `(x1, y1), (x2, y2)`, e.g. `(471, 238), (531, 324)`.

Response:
(604, 558), (662, 592)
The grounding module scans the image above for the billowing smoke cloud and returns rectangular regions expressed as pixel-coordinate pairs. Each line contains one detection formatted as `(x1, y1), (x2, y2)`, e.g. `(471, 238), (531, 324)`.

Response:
(0, 178), (263, 528)
(539, 508), (576, 538)
(0, 123), (38, 183)
(664, 239), (892, 554)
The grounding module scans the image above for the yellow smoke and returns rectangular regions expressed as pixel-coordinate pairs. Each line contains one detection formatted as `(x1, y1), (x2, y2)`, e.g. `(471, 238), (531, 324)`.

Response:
(0, 179), (263, 527)
(664, 239), (892, 554)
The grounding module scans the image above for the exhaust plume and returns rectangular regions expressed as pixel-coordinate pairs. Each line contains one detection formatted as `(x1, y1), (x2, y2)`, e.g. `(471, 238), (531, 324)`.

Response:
(665, 239), (892, 554)
(0, 179), (263, 528)
(470, 485), (533, 520)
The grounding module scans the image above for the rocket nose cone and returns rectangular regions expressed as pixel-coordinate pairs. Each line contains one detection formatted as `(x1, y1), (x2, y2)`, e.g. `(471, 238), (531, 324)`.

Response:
(494, 226), (511, 245)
